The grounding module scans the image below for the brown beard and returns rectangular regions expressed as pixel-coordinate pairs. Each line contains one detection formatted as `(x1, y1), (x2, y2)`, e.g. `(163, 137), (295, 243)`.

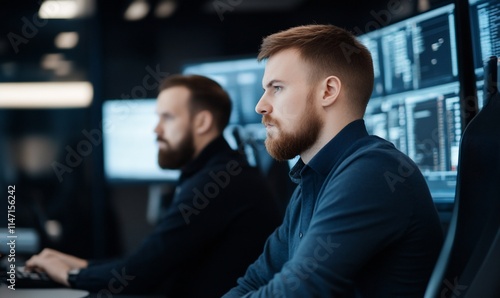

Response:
(263, 92), (323, 161)
(157, 129), (195, 169)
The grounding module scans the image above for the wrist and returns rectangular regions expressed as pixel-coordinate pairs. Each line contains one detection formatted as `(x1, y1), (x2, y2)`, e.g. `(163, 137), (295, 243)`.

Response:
(66, 268), (80, 287)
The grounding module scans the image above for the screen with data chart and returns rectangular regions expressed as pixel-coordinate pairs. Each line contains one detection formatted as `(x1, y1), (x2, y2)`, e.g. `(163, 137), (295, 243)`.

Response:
(360, 3), (460, 202)
(469, 0), (500, 110)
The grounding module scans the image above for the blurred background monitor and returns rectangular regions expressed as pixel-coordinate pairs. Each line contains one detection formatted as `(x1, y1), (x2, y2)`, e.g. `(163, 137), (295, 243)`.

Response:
(183, 57), (266, 125)
(102, 99), (180, 183)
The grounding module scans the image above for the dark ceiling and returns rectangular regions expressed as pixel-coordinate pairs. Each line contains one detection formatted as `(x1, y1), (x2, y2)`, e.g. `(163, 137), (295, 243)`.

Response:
(0, 0), (452, 99)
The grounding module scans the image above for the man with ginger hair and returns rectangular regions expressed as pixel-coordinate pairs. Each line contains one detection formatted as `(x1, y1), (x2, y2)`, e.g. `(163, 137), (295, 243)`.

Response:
(223, 24), (443, 297)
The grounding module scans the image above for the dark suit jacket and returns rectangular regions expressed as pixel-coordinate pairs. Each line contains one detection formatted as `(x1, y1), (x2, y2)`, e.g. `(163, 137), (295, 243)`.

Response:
(71, 136), (282, 298)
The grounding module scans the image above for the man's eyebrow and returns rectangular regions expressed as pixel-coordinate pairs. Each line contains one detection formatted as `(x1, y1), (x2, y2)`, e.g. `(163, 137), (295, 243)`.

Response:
(157, 111), (173, 117)
(263, 79), (284, 89)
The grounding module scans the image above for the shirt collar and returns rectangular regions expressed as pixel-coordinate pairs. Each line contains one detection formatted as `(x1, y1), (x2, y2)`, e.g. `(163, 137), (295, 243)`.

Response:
(290, 119), (368, 182)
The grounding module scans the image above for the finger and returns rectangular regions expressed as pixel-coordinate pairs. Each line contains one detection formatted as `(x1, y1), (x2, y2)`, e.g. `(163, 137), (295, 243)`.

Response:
(39, 248), (54, 257)
(25, 256), (37, 268)
(26, 257), (48, 273)
(33, 267), (46, 273)
(26, 255), (43, 268)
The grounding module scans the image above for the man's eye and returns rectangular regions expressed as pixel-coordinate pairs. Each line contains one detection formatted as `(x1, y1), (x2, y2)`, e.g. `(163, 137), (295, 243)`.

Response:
(273, 86), (282, 92)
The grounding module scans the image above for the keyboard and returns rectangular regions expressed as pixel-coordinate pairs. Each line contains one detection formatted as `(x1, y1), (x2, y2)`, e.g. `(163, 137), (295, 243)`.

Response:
(0, 266), (62, 288)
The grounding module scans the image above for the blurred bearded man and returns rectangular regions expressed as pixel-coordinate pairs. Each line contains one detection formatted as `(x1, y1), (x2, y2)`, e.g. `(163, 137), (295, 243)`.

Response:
(26, 74), (282, 298)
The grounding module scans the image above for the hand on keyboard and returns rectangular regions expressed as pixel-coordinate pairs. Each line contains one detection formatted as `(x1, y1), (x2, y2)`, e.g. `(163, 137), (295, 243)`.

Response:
(13, 266), (62, 288)
(25, 250), (73, 287)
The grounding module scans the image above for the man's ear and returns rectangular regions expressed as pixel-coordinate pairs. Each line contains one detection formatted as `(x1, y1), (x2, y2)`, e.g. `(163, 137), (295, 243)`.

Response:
(321, 76), (341, 107)
(193, 110), (214, 134)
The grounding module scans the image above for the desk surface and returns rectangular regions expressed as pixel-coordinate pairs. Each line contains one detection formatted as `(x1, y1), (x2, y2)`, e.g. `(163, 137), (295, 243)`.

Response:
(0, 284), (165, 298)
(0, 285), (88, 298)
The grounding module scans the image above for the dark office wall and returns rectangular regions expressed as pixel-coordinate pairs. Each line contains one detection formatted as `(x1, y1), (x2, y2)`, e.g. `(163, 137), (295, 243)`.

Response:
(0, 109), (97, 259)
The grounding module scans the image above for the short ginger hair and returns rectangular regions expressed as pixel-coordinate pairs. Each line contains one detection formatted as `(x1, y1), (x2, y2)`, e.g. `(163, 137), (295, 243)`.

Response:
(258, 24), (374, 114)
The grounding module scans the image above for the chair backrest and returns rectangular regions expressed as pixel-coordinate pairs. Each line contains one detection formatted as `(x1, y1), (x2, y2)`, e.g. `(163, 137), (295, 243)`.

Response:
(464, 228), (500, 297)
(425, 56), (500, 298)
(244, 125), (295, 216)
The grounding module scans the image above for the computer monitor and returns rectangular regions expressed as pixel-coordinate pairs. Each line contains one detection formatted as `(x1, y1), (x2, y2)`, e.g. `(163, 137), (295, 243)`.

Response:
(182, 57), (266, 125)
(102, 99), (180, 183)
(360, 3), (460, 202)
(468, 0), (500, 108)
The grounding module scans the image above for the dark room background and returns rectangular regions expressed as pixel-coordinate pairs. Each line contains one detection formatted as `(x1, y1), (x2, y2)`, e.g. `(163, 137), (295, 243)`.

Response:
(0, 0), (463, 261)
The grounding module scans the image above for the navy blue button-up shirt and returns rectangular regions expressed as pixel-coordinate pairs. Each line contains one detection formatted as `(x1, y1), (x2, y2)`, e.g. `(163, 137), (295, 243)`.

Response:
(224, 119), (444, 297)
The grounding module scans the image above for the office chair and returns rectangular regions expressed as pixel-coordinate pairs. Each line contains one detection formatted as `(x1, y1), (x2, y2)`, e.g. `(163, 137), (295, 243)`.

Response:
(464, 228), (500, 297)
(424, 56), (500, 298)
(244, 124), (295, 216)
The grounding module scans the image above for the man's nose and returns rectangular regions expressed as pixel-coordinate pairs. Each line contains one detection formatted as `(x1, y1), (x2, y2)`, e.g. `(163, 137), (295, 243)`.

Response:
(255, 94), (272, 115)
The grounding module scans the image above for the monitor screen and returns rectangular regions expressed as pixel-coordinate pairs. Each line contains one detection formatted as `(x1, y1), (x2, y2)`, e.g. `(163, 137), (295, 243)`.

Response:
(469, 0), (500, 76)
(469, 0), (500, 108)
(183, 57), (266, 125)
(360, 3), (460, 202)
(102, 99), (180, 183)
